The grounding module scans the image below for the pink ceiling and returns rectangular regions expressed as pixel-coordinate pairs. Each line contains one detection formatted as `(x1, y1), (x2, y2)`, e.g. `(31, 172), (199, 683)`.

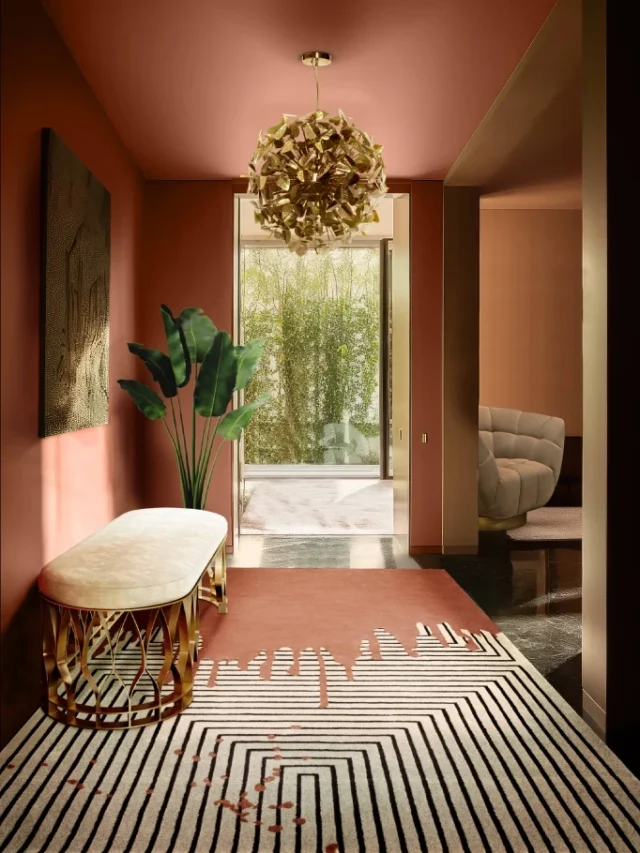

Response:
(43, 0), (558, 180)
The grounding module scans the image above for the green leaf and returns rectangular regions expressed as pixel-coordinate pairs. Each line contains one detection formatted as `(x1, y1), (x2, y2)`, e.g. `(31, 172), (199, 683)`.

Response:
(127, 343), (177, 398)
(160, 304), (191, 387)
(194, 331), (238, 417)
(234, 339), (264, 390)
(217, 394), (271, 440)
(117, 380), (166, 420)
(178, 307), (217, 363)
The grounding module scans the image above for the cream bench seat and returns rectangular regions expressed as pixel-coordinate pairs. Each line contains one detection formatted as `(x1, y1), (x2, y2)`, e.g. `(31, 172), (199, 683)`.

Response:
(38, 508), (227, 730)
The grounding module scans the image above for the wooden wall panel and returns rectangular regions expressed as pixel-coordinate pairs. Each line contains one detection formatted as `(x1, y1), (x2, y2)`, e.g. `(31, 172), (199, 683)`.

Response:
(480, 209), (583, 435)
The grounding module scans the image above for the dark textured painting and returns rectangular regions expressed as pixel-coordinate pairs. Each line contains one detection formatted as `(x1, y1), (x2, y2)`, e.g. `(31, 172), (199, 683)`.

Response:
(40, 129), (111, 437)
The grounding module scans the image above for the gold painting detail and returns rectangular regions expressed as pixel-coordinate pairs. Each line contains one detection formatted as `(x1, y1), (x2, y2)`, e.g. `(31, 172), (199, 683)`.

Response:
(40, 129), (111, 437)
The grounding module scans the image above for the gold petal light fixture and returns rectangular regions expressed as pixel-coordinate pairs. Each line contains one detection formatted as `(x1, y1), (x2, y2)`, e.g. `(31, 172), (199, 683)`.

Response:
(247, 51), (388, 255)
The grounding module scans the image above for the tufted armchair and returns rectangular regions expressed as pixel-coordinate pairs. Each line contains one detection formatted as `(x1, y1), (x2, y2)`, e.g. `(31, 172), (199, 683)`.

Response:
(478, 406), (565, 529)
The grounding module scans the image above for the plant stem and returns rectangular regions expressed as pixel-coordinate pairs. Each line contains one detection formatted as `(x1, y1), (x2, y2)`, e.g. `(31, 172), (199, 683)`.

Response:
(176, 393), (191, 484)
(191, 363), (199, 505)
(162, 418), (188, 506)
(195, 417), (218, 507)
(196, 411), (214, 493)
(201, 437), (226, 509)
(170, 399), (191, 506)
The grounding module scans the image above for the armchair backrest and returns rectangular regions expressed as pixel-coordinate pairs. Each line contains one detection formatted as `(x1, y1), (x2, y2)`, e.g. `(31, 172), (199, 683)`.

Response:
(479, 406), (565, 481)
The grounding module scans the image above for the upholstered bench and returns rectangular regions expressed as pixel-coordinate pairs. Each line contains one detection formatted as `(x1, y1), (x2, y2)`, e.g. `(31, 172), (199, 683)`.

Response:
(38, 508), (227, 730)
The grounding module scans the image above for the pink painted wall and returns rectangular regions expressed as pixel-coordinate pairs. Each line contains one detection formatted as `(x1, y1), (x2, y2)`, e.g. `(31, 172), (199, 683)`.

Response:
(0, 0), (143, 744)
(138, 182), (235, 531)
(479, 209), (583, 435)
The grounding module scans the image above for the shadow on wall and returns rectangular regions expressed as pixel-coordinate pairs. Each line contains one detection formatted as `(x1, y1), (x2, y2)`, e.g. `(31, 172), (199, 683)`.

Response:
(1, 587), (43, 746)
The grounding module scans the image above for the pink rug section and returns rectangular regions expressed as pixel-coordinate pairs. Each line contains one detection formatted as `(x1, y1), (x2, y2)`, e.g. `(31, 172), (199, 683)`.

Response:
(199, 568), (498, 691)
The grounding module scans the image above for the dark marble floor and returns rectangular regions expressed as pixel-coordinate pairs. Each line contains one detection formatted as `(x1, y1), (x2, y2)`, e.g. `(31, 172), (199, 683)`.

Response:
(437, 535), (582, 713)
(229, 531), (582, 712)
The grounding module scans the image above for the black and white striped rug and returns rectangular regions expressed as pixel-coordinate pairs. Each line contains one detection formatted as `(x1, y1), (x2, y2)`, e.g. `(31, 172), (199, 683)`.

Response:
(1, 626), (639, 852)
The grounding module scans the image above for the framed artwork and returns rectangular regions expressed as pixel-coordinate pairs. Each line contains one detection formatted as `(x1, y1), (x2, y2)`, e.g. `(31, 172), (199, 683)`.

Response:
(40, 128), (111, 437)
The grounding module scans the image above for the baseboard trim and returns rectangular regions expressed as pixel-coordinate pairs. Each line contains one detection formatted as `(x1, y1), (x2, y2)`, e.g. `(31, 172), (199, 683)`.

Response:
(409, 545), (442, 555)
(442, 545), (478, 555)
(582, 689), (606, 739)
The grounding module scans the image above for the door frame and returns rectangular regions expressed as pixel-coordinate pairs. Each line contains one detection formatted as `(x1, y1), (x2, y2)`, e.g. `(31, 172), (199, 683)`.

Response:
(232, 182), (444, 554)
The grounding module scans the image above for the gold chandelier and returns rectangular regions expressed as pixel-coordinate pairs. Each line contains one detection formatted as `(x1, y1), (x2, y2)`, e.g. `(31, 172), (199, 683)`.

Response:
(247, 51), (387, 255)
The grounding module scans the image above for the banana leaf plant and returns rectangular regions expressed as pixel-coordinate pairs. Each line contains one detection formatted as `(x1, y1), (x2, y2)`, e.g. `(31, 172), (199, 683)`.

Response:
(118, 305), (269, 510)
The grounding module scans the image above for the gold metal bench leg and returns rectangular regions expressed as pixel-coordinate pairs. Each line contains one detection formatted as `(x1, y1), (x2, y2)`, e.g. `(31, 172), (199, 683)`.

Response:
(41, 585), (199, 730)
(198, 536), (228, 614)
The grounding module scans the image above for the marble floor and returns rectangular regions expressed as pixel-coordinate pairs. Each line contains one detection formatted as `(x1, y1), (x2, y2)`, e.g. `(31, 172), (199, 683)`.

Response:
(229, 533), (419, 569)
(229, 531), (582, 712)
(440, 538), (582, 712)
(240, 478), (394, 535)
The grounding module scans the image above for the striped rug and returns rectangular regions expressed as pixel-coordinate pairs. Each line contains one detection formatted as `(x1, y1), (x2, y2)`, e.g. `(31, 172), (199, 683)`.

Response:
(2, 575), (640, 852)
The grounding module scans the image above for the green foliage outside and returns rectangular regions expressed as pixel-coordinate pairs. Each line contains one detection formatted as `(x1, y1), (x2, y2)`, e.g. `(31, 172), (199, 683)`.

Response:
(242, 246), (381, 465)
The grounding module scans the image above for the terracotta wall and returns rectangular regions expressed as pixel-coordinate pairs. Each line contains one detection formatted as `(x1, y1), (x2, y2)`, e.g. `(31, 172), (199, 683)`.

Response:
(409, 182), (443, 552)
(479, 208), (583, 435)
(138, 182), (235, 531)
(0, 0), (144, 744)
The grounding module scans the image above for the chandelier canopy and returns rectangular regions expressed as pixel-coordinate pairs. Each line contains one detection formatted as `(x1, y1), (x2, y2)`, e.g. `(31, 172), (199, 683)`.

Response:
(247, 52), (387, 255)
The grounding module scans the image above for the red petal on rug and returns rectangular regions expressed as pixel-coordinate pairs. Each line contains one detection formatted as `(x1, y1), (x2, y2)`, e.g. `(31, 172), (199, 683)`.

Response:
(326, 844), (340, 853)
(280, 801), (293, 809)
(268, 825), (283, 833)
(293, 818), (306, 825)
(207, 660), (220, 687)
(254, 784), (265, 792)
(198, 568), (497, 700)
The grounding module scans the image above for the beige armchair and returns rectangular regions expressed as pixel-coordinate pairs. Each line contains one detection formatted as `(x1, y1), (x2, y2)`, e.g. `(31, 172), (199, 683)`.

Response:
(478, 406), (565, 530)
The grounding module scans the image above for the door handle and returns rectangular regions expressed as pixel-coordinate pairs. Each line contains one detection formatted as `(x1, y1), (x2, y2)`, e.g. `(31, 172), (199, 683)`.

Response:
(399, 428), (403, 440)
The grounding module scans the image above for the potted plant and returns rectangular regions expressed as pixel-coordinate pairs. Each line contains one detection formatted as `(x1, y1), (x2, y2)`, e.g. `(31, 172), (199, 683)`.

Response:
(118, 305), (268, 510)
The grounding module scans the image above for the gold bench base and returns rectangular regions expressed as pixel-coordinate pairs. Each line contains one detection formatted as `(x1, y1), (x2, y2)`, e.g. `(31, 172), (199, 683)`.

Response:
(41, 537), (227, 730)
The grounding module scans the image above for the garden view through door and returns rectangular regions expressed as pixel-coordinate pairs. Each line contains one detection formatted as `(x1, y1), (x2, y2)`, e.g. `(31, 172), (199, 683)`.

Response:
(237, 197), (394, 535)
